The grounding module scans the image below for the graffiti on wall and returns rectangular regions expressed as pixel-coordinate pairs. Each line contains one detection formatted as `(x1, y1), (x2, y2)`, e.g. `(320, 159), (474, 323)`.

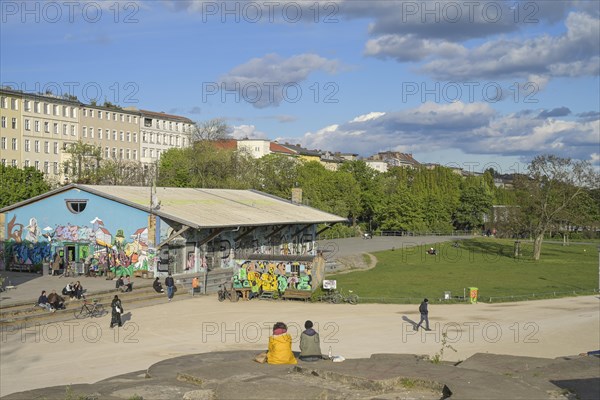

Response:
(232, 259), (314, 294)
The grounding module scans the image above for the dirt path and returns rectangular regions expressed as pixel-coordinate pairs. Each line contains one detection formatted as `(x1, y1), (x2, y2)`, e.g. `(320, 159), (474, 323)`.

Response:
(1, 295), (599, 397)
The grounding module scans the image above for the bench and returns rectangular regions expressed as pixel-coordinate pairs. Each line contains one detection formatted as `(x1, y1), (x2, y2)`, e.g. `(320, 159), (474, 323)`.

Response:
(259, 291), (276, 300)
(281, 289), (312, 302)
(8, 264), (33, 272)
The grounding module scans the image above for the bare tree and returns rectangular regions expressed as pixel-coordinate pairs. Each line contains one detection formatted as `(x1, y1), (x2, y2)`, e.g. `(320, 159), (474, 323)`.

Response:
(515, 154), (599, 260)
(192, 118), (231, 142)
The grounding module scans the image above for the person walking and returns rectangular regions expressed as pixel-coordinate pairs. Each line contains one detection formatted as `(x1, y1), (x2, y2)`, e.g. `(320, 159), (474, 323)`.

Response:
(110, 295), (123, 328)
(165, 273), (175, 302)
(415, 298), (430, 331)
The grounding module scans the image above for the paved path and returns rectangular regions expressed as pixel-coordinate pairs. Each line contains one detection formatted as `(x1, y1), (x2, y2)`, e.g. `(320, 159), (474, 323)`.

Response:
(1, 294), (598, 396)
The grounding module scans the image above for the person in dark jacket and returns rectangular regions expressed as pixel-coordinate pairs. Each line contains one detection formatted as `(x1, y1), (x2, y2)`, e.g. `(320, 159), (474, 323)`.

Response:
(37, 290), (54, 312)
(47, 290), (65, 310)
(415, 298), (430, 331)
(165, 273), (175, 301)
(153, 277), (164, 293)
(110, 295), (123, 328)
(299, 320), (323, 361)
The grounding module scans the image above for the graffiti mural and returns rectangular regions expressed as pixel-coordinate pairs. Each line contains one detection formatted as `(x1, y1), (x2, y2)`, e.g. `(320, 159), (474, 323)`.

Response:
(231, 259), (315, 296)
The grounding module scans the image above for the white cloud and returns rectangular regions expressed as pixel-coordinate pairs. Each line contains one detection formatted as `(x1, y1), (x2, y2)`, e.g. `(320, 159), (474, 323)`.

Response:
(231, 124), (269, 139)
(219, 53), (339, 108)
(290, 102), (599, 163)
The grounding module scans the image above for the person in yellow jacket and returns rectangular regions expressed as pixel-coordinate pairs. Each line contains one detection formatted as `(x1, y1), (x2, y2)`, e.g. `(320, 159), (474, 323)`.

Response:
(267, 322), (297, 365)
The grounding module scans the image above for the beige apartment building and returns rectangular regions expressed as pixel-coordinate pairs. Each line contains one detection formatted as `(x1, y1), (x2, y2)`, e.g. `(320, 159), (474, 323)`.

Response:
(139, 110), (194, 164)
(1, 88), (80, 181)
(1, 87), (195, 184)
(80, 105), (140, 163)
(0, 89), (22, 167)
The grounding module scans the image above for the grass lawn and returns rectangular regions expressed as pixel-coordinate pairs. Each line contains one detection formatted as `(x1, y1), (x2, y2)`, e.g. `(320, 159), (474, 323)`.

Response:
(328, 238), (599, 303)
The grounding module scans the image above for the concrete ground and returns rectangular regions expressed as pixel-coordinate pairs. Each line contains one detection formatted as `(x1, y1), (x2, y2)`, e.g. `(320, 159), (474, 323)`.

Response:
(1, 294), (599, 397)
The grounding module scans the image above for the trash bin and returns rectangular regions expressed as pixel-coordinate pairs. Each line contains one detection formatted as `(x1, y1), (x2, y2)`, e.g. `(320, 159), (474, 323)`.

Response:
(468, 287), (478, 304)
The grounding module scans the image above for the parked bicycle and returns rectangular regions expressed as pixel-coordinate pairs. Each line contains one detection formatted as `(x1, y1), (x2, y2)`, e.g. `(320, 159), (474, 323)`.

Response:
(74, 299), (107, 319)
(217, 282), (239, 302)
(319, 288), (359, 305)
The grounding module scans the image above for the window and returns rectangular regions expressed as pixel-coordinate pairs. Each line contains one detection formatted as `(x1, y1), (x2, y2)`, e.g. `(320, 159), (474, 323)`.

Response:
(34, 101), (40, 113)
(98, 129), (103, 140)
(54, 142), (58, 154)
(83, 109), (88, 117)
(25, 119), (30, 131)
(126, 149), (130, 159)
(150, 149), (154, 158)
(0, 96), (6, 108)
(106, 112), (110, 121)
(11, 118), (17, 129)
(113, 113), (117, 120)
(34, 140), (40, 153)
(24, 100), (30, 111)
(24, 160), (30, 167)
(53, 162), (58, 175)
(1, 117), (5, 128)
(63, 106), (67, 117)
(133, 149), (137, 160)
(142, 133), (147, 142)
(34, 160), (39, 170)
(127, 115), (131, 123)
(120, 131), (124, 141)
(63, 124), (67, 135)
(44, 103), (50, 114)
(112, 130), (117, 140)
(1, 159), (5, 166)
(89, 127), (94, 139)
(90, 109), (94, 118)
(105, 147), (109, 158)
(54, 123), (58, 134)
(120, 114), (124, 122)
(71, 125), (76, 136)
(134, 116), (138, 124)
(119, 148), (123, 159)
(157, 134), (161, 145)
(65, 199), (88, 214)
(1, 137), (5, 149)
(126, 132), (131, 142)
(142, 148), (146, 158)
(25, 139), (30, 152)
(34, 120), (40, 132)
(11, 98), (18, 110)
(111, 148), (116, 158)
(157, 149), (161, 158)
(44, 161), (49, 174)
(44, 141), (49, 153)
(82, 127), (87, 137)
(133, 133), (137, 142)
(11, 138), (17, 150)
(12, 159), (17, 167)
(44, 122), (49, 132)
(53, 105), (59, 115)
(99, 111), (103, 119)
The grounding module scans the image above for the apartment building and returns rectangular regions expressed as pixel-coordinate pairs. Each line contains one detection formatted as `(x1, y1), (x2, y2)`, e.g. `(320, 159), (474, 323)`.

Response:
(80, 105), (140, 162)
(0, 89), (22, 167)
(139, 110), (194, 164)
(1, 88), (80, 180)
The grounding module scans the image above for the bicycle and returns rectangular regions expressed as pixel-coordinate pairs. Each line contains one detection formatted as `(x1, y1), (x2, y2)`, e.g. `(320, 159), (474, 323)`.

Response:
(217, 282), (239, 302)
(74, 299), (107, 319)
(319, 288), (359, 305)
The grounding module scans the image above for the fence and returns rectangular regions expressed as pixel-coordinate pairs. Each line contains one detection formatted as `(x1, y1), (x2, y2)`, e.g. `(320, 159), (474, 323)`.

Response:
(316, 230), (473, 240)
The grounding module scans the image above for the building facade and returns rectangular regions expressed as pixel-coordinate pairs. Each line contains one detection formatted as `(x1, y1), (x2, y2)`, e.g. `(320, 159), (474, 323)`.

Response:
(139, 110), (194, 165)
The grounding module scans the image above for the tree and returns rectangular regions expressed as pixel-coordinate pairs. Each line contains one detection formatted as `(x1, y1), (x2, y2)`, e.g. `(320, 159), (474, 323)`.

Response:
(0, 165), (50, 208)
(515, 154), (599, 260)
(192, 118), (231, 142)
(453, 177), (494, 231)
(62, 141), (102, 184)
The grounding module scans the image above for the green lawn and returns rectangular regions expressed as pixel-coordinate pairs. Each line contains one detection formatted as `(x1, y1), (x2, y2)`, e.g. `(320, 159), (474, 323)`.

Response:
(328, 238), (599, 303)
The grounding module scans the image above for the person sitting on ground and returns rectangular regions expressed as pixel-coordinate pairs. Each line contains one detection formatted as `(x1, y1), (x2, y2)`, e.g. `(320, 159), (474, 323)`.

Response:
(427, 247), (437, 255)
(62, 282), (75, 299)
(73, 281), (84, 299)
(115, 276), (124, 290)
(37, 290), (54, 312)
(153, 277), (164, 293)
(120, 275), (133, 292)
(192, 276), (200, 296)
(267, 322), (297, 365)
(299, 320), (323, 362)
(47, 290), (65, 310)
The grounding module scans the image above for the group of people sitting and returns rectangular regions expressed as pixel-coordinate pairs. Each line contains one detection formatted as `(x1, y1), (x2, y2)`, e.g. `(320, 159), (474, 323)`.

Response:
(37, 290), (66, 312)
(259, 320), (325, 364)
(61, 281), (84, 300)
(116, 275), (133, 292)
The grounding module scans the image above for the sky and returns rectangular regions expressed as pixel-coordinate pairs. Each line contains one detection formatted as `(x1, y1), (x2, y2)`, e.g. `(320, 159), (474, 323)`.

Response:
(1, 0), (599, 174)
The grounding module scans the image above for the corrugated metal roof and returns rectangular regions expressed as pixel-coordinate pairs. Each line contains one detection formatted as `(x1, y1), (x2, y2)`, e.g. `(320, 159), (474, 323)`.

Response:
(78, 185), (346, 228)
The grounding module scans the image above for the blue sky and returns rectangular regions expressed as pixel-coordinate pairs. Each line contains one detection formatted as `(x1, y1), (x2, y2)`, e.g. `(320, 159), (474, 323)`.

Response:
(1, 0), (599, 173)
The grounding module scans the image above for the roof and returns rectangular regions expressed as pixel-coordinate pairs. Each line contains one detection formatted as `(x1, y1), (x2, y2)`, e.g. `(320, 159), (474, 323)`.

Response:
(212, 139), (238, 150)
(269, 142), (296, 155)
(1, 185), (346, 229)
(278, 143), (322, 157)
(139, 109), (194, 123)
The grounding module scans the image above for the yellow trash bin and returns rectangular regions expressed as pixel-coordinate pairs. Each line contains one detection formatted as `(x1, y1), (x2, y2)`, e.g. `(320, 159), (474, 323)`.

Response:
(469, 287), (478, 303)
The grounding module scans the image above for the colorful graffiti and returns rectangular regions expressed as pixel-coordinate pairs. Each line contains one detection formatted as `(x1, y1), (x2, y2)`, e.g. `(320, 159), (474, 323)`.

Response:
(232, 260), (314, 295)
